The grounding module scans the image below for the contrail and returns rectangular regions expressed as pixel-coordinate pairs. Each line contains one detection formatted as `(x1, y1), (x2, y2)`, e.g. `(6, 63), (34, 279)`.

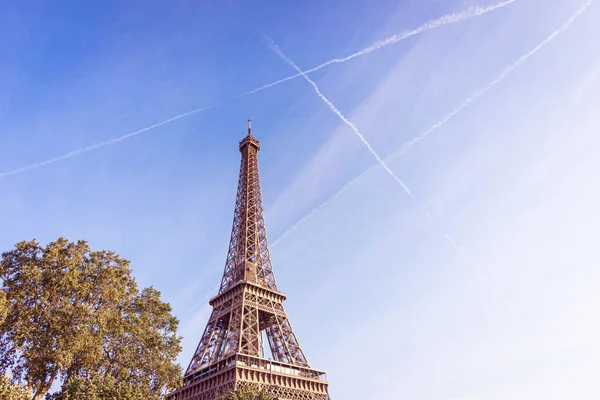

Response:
(270, 0), (593, 248)
(270, 173), (362, 248)
(387, 0), (593, 162)
(1, 1), (517, 180)
(444, 234), (524, 320)
(268, 39), (413, 195)
(0, 105), (215, 179)
(239, 0), (518, 98)
(186, 281), (220, 316)
(268, 43), (526, 321)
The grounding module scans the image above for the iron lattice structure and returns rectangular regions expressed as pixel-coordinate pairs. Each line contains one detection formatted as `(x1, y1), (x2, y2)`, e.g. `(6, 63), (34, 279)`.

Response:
(168, 122), (329, 400)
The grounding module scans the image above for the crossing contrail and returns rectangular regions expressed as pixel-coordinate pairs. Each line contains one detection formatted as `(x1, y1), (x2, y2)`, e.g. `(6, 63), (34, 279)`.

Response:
(238, 0), (518, 98)
(1, 1), (517, 180)
(270, 40), (524, 321)
(268, 39), (413, 195)
(269, 0), (593, 319)
(270, 0), (593, 249)
(0, 105), (215, 179)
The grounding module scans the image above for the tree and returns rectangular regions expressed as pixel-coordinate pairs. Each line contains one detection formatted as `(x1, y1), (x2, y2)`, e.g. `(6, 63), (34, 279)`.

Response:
(0, 373), (31, 400)
(49, 373), (151, 400)
(0, 238), (182, 400)
(221, 386), (272, 400)
(0, 290), (7, 325)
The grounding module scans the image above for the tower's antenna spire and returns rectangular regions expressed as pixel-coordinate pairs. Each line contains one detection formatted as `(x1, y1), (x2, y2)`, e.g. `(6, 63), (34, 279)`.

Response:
(248, 119), (252, 136)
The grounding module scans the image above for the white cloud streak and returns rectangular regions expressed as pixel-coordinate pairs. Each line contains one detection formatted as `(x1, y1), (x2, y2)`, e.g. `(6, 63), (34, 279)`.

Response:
(271, 0), (593, 249)
(444, 234), (524, 321)
(0, 1), (518, 180)
(268, 40), (526, 321)
(238, 0), (519, 98)
(270, 173), (362, 248)
(0, 105), (215, 179)
(387, 0), (593, 162)
(268, 39), (413, 195)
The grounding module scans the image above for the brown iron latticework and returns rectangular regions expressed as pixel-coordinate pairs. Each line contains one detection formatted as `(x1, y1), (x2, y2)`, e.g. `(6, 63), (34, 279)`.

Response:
(168, 121), (330, 400)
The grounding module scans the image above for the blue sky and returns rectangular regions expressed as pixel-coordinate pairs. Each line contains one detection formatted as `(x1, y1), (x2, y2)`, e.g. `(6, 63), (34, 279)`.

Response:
(2, 0), (600, 398)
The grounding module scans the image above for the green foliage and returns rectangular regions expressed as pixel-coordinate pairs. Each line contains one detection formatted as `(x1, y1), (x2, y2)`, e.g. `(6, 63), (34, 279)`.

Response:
(0, 238), (183, 400)
(48, 373), (154, 400)
(0, 290), (7, 325)
(221, 386), (272, 400)
(0, 373), (31, 400)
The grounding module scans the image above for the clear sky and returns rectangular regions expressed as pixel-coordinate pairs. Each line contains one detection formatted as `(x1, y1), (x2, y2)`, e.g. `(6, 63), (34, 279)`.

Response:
(2, 0), (600, 398)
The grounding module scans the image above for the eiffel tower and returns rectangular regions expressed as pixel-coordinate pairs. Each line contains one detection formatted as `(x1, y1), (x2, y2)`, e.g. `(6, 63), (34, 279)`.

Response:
(168, 121), (330, 400)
